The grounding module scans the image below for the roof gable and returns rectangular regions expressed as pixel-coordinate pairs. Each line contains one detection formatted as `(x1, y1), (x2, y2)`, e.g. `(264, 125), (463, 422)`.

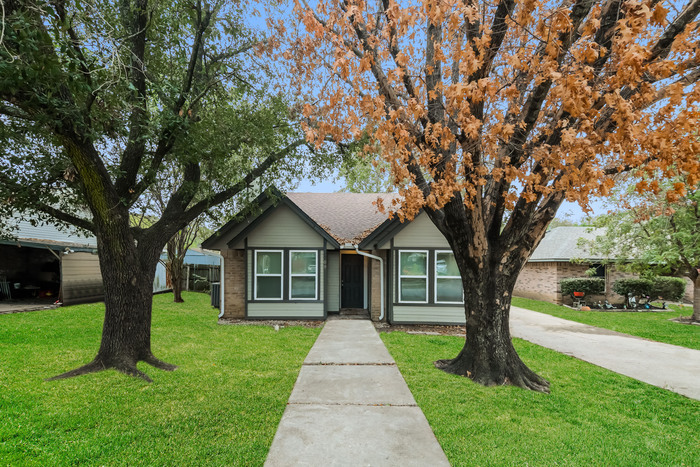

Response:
(286, 192), (399, 245)
(201, 189), (341, 250)
(530, 226), (606, 262)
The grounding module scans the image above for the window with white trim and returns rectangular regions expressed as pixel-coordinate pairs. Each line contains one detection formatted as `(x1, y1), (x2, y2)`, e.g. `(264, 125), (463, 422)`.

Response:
(289, 250), (318, 300)
(435, 251), (463, 303)
(255, 250), (283, 300)
(399, 250), (428, 303)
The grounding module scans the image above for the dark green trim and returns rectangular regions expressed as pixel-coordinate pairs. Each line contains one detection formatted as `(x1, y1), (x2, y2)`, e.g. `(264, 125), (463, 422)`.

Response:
(246, 247), (324, 304)
(392, 246), (465, 308)
(223, 198), (340, 250)
(323, 240), (328, 318)
(359, 209), (426, 250)
(202, 187), (281, 249)
(387, 245), (393, 323)
(244, 238), (249, 318)
(389, 320), (466, 326)
(243, 316), (326, 321)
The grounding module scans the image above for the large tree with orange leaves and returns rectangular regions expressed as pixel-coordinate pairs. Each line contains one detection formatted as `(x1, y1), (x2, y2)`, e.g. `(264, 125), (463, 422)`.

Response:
(284, 0), (700, 392)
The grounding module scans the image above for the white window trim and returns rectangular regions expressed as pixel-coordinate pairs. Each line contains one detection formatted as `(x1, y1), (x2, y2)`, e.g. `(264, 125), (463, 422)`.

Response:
(434, 250), (464, 304)
(398, 249), (429, 304)
(254, 250), (283, 301)
(289, 250), (318, 300)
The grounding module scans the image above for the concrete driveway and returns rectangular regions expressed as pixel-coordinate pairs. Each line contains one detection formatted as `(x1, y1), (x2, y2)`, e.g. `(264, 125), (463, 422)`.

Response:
(510, 306), (700, 400)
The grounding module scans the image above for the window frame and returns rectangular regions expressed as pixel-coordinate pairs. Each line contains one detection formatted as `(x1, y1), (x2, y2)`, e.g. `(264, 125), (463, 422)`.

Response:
(398, 249), (429, 304)
(289, 250), (318, 300)
(254, 249), (284, 301)
(434, 250), (464, 304)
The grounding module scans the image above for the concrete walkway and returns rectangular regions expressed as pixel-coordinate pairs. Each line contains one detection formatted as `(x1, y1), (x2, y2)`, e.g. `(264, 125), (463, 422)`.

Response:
(265, 319), (450, 466)
(510, 306), (700, 400)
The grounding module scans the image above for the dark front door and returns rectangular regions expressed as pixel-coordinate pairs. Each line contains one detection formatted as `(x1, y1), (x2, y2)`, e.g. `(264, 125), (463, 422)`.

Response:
(341, 254), (364, 308)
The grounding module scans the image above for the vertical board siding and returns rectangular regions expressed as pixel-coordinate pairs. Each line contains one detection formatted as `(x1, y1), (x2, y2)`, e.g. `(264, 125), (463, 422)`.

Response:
(391, 305), (465, 324)
(247, 302), (324, 318)
(391, 213), (450, 248)
(318, 250), (325, 301)
(326, 251), (340, 312)
(247, 205), (324, 248)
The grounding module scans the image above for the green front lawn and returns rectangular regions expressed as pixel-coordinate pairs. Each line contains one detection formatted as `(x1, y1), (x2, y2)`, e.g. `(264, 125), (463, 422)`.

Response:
(512, 297), (699, 351)
(0, 292), (320, 465)
(382, 332), (700, 466)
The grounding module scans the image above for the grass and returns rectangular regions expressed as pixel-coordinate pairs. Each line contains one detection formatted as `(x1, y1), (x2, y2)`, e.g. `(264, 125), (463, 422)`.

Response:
(381, 332), (700, 466)
(0, 292), (320, 465)
(512, 297), (700, 351)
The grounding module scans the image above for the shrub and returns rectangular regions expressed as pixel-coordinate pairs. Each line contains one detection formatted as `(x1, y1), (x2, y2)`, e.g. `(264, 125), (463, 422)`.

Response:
(612, 278), (653, 298)
(560, 278), (605, 297)
(650, 277), (686, 301)
(612, 277), (686, 302)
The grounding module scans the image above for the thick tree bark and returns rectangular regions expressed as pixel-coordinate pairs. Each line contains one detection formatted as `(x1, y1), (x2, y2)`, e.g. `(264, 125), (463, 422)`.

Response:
(431, 199), (552, 393)
(49, 218), (176, 382)
(434, 261), (550, 393)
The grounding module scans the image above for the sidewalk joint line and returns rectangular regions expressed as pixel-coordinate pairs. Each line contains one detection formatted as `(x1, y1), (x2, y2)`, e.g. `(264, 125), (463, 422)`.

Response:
(303, 362), (396, 366)
(288, 402), (417, 407)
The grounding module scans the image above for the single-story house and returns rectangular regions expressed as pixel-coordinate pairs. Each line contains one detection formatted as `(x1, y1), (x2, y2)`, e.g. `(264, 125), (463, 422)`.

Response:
(514, 226), (696, 305)
(0, 217), (103, 305)
(513, 226), (639, 305)
(202, 189), (467, 324)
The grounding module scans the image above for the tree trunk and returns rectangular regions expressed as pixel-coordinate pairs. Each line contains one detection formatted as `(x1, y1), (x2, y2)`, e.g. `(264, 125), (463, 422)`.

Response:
(166, 233), (187, 303)
(434, 266), (550, 393)
(49, 222), (176, 382)
(171, 270), (184, 303)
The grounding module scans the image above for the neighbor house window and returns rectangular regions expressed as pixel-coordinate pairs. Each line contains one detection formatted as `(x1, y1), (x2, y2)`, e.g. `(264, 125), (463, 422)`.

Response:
(255, 250), (283, 300)
(399, 250), (428, 303)
(290, 250), (318, 300)
(435, 251), (463, 303)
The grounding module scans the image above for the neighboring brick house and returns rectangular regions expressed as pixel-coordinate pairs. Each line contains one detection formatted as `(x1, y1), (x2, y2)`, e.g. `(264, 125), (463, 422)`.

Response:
(514, 226), (635, 305)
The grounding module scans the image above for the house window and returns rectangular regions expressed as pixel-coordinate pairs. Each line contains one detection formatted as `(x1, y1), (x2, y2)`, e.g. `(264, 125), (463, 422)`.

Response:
(399, 250), (428, 303)
(290, 250), (318, 300)
(435, 251), (463, 303)
(590, 263), (605, 278)
(255, 250), (283, 300)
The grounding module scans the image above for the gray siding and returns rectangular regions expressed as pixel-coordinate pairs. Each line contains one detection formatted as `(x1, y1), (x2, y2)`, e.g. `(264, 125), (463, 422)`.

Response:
(389, 213), (450, 248)
(61, 252), (103, 305)
(392, 305), (465, 324)
(247, 205), (325, 248)
(327, 251), (340, 312)
(248, 302), (324, 318)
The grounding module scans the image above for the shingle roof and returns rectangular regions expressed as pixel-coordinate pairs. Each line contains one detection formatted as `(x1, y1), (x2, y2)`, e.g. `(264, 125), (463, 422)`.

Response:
(286, 192), (400, 244)
(530, 226), (606, 262)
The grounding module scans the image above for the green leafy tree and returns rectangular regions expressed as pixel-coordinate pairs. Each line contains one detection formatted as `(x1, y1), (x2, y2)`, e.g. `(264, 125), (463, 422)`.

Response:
(591, 180), (700, 322)
(338, 155), (393, 193)
(0, 0), (331, 381)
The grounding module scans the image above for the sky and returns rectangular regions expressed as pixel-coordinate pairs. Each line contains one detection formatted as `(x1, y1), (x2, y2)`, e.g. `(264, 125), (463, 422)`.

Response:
(296, 177), (607, 223)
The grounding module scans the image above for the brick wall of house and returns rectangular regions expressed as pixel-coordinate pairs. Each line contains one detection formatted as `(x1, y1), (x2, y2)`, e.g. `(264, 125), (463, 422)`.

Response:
(369, 250), (387, 322)
(513, 262), (560, 303)
(515, 261), (640, 306)
(222, 249), (245, 319)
